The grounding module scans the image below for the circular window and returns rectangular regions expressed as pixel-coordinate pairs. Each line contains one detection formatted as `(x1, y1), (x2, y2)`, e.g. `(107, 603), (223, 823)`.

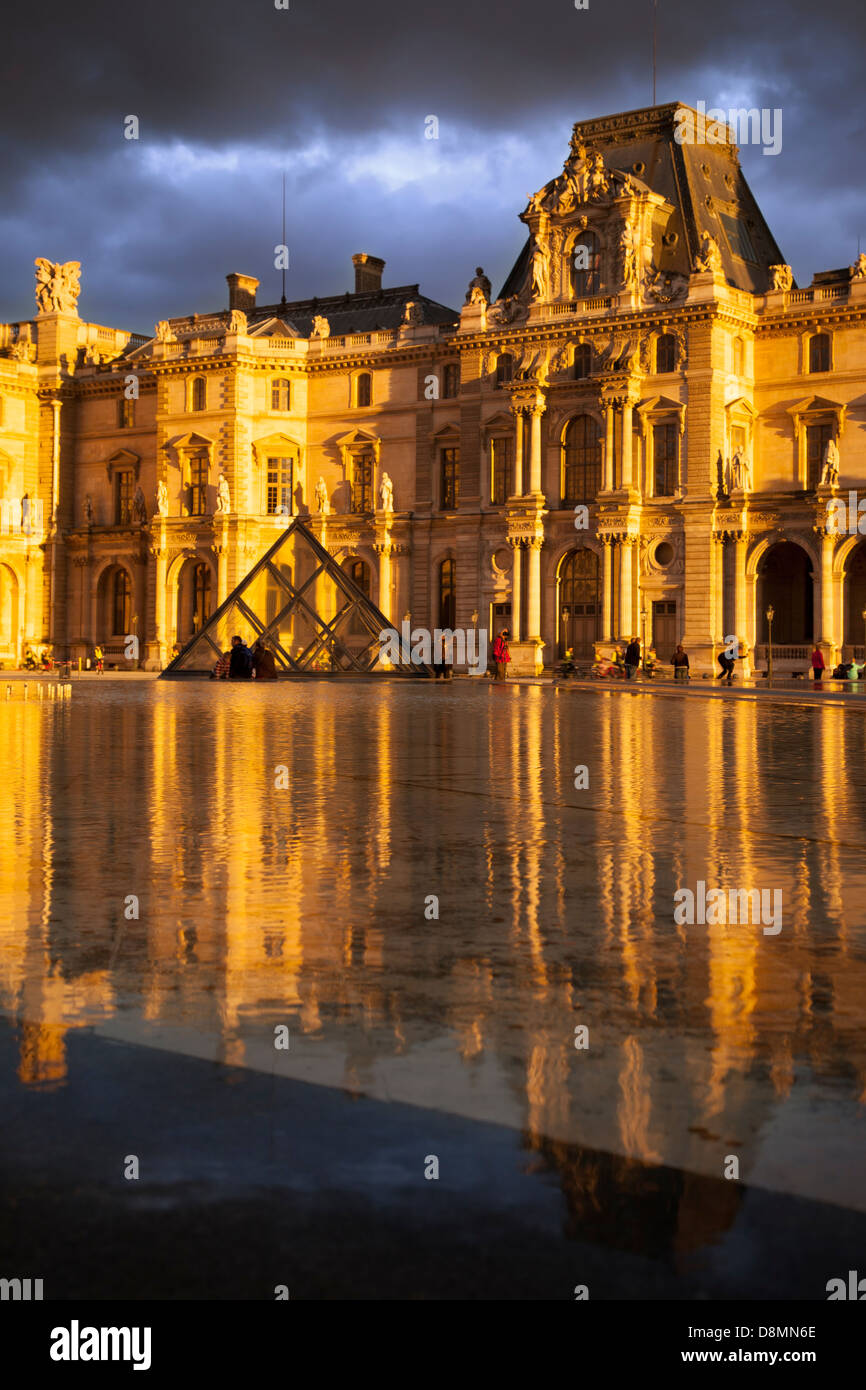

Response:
(655, 541), (675, 567)
(633, 161), (645, 176)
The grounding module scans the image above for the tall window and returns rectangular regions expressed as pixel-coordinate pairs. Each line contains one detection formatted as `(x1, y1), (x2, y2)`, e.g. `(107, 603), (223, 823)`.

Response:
(490, 438), (511, 505)
(655, 334), (676, 374)
(271, 378), (291, 411)
(118, 397), (135, 428)
(732, 337), (744, 376)
(352, 452), (373, 512)
(495, 353), (513, 387)
(190, 376), (207, 412)
(807, 422), (833, 490)
(189, 452), (209, 515)
(355, 373), (372, 407)
(193, 563), (212, 633)
(115, 469), (134, 524)
(439, 558), (456, 629)
(653, 423), (678, 496)
(562, 415), (601, 504)
(266, 457), (293, 515)
(573, 231), (601, 296)
(573, 343), (593, 379)
(443, 363), (460, 398)
(347, 558), (370, 596)
(441, 447), (460, 510)
(112, 569), (132, 635)
(809, 333), (830, 373)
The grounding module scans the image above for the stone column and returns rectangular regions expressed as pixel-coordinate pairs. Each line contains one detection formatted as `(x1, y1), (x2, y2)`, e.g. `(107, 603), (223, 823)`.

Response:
(528, 402), (544, 494)
(153, 530), (168, 667)
(216, 525), (230, 604)
(510, 539), (523, 641)
(526, 537), (542, 640)
(601, 539), (613, 641)
(621, 398), (634, 491)
(603, 404), (615, 491)
(375, 540), (392, 623)
(734, 533), (749, 653)
(710, 532), (725, 647)
(619, 537), (634, 638)
(820, 531), (837, 659)
(513, 409), (525, 497)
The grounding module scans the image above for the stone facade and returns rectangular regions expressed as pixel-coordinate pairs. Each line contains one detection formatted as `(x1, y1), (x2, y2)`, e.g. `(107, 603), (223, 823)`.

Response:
(2, 103), (866, 674)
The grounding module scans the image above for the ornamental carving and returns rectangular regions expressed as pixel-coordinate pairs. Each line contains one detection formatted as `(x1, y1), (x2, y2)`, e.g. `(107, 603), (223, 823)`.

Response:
(35, 259), (81, 315)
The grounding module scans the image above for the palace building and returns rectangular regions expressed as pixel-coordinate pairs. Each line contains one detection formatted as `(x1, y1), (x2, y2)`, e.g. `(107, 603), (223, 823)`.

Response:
(1, 101), (866, 674)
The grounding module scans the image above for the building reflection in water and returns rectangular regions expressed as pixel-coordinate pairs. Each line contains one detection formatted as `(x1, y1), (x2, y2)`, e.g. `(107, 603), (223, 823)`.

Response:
(1, 681), (865, 1247)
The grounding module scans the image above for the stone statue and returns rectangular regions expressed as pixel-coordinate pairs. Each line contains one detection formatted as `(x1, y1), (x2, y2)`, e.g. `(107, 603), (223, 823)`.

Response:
(403, 300), (424, 325)
(216, 473), (231, 513)
(227, 310), (247, 334)
(851, 252), (866, 281)
(488, 294), (525, 326)
(644, 266), (689, 304)
(769, 264), (793, 292)
(525, 188), (547, 215)
(83, 494), (94, 525)
(618, 220), (638, 290)
(730, 452), (744, 491)
(530, 243), (548, 300)
(739, 449), (753, 493)
(315, 476), (330, 514)
(379, 471), (394, 512)
(695, 232), (723, 275)
(821, 436), (840, 487)
(311, 315), (330, 338)
(156, 479), (168, 516)
(132, 485), (147, 523)
(465, 267), (491, 305)
(155, 320), (174, 343)
(35, 259), (81, 315)
(588, 153), (609, 199)
(715, 450), (727, 496)
(13, 322), (36, 362)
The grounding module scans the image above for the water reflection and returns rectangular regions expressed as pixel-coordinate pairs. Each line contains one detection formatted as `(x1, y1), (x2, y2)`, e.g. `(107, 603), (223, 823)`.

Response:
(1, 681), (865, 1219)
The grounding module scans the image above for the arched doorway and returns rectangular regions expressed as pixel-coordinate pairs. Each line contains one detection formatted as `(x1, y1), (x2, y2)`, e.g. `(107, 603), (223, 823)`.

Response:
(845, 542), (866, 653)
(558, 549), (600, 659)
(99, 565), (133, 641)
(757, 542), (813, 643)
(343, 557), (372, 637)
(176, 559), (213, 644)
(0, 564), (20, 663)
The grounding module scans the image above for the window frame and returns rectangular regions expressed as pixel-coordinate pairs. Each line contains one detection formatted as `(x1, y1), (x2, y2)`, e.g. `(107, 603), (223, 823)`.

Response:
(441, 446), (460, 511)
(354, 372), (373, 408)
(266, 456), (294, 516)
(655, 334), (677, 375)
(652, 421), (679, 497)
(573, 231), (601, 297)
(188, 451), (209, 516)
(561, 415), (601, 505)
(271, 378), (291, 412)
(809, 333), (831, 374)
(115, 469), (134, 525)
(351, 450), (374, 513)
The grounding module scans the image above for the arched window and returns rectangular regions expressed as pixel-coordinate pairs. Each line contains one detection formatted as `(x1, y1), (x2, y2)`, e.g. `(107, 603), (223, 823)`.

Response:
(732, 337), (744, 376)
(271, 378), (291, 411)
(562, 415), (601, 504)
(439, 558), (456, 629)
(573, 343), (593, 380)
(189, 376), (207, 412)
(573, 231), (601, 296)
(809, 333), (830, 374)
(443, 363), (460, 398)
(355, 372), (372, 407)
(193, 563), (212, 633)
(346, 558), (370, 596)
(352, 452), (373, 512)
(655, 334), (676, 374)
(559, 549), (600, 659)
(112, 569), (132, 636)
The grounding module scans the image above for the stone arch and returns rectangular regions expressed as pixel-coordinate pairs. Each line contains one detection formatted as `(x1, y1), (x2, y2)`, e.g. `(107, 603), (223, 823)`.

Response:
(175, 554), (216, 644)
(97, 561), (136, 641)
(843, 538), (866, 649)
(754, 539), (815, 646)
(0, 561), (22, 663)
(556, 544), (601, 660)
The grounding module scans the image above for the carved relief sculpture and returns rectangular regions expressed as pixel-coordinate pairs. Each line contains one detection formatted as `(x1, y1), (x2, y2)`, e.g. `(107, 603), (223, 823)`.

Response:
(83, 494), (94, 525)
(694, 232), (723, 274)
(769, 264), (793, 291)
(311, 315), (330, 338)
(227, 310), (247, 334)
(35, 259), (82, 315)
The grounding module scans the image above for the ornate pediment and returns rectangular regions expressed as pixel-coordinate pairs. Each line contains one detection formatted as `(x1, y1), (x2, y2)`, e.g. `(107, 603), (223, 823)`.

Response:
(522, 127), (652, 222)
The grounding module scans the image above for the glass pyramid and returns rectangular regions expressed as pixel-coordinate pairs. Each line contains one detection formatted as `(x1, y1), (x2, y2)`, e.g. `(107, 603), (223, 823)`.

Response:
(161, 518), (428, 678)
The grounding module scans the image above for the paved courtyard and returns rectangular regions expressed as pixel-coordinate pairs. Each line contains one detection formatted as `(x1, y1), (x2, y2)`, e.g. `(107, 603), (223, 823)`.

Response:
(1, 679), (865, 1298)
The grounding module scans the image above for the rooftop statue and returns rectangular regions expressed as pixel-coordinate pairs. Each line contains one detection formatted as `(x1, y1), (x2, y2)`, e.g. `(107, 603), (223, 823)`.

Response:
(465, 267), (491, 305)
(35, 259), (81, 316)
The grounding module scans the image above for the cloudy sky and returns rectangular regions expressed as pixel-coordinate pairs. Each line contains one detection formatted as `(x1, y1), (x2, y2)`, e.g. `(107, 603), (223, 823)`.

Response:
(1, 0), (864, 331)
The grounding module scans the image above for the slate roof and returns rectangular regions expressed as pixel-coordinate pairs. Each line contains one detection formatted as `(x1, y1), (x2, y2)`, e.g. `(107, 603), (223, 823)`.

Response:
(240, 284), (458, 338)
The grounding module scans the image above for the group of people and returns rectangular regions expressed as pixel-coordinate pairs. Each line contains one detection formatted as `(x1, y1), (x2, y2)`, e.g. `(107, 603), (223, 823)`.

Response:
(211, 635), (278, 681)
(812, 646), (864, 682)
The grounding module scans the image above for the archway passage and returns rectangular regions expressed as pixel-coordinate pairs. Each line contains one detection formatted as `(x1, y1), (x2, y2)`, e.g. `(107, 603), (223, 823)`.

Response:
(0, 564), (20, 663)
(559, 548), (600, 660)
(176, 559), (214, 644)
(757, 542), (813, 643)
(845, 542), (866, 651)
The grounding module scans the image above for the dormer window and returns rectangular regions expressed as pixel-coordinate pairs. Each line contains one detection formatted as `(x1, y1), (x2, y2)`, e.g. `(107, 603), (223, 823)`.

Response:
(573, 231), (601, 296)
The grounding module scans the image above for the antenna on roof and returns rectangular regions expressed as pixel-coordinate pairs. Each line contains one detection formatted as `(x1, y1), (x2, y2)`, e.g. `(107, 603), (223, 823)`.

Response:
(652, 0), (657, 105)
(280, 173), (287, 307)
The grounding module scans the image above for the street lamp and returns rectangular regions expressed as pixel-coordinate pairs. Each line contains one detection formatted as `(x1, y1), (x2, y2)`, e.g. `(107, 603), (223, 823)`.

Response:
(766, 604), (775, 683)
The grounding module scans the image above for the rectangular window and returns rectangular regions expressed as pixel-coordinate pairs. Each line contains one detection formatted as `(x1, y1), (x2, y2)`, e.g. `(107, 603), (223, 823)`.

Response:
(271, 379), (291, 411)
(115, 470), (134, 525)
(653, 423), (678, 497)
(266, 457), (293, 515)
(118, 398), (135, 428)
(441, 447), (460, 510)
(443, 363), (460, 399)
(189, 453), (209, 516)
(352, 452), (373, 513)
(720, 213), (757, 264)
(806, 422), (833, 491)
(490, 438), (511, 505)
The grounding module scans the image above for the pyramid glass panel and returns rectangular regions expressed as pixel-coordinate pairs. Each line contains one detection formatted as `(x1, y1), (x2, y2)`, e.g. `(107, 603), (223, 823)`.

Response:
(161, 518), (429, 678)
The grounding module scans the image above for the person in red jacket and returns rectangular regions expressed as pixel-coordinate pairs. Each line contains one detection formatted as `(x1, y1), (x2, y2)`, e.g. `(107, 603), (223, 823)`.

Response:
(492, 628), (511, 681)
(811, 645), (826, 682)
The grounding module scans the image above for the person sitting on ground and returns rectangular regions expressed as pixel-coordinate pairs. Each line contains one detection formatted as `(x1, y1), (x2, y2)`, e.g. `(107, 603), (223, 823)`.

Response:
(832, 661), (852, 680)
(252, 640), (277, 680)
(228, 634), (253, 680)
(210, 649), (231, 680)
(671, 643), (690, 681)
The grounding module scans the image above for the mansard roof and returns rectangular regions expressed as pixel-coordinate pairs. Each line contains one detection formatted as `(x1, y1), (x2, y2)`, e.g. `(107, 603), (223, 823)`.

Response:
(500, 101), (788, 299)
(248, 284), (458, 335)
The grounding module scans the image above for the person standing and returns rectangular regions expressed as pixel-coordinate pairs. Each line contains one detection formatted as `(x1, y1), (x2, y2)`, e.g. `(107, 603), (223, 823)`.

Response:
(228, 634), (253, 680)
(671, 644), (690, 682)
(492, 629), (510, 681)
(811, 645), (826, 683)
(94, 644), (104, 675)
(624, 636), (641, 680)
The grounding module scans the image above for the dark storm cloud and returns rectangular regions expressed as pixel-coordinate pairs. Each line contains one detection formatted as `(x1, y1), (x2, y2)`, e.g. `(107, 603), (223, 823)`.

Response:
(1, 0), (864, 327)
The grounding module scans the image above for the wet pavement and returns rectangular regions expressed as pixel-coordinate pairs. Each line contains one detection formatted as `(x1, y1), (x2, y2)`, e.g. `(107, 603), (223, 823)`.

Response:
(1, 680), (865, 1298)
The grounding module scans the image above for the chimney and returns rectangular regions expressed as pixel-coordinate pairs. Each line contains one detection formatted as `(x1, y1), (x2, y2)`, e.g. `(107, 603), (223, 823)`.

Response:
(352, 253), (385, 293)
(226, 272), (260, 312)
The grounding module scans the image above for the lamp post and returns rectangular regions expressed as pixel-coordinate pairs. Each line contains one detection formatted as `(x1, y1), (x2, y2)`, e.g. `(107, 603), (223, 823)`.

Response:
(766, 604), (775, 683)
(640, 603), (648, 673)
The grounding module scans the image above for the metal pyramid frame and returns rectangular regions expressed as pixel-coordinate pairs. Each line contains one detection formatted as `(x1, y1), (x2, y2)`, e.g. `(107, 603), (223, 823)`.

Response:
(160, 517), (429, 678)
